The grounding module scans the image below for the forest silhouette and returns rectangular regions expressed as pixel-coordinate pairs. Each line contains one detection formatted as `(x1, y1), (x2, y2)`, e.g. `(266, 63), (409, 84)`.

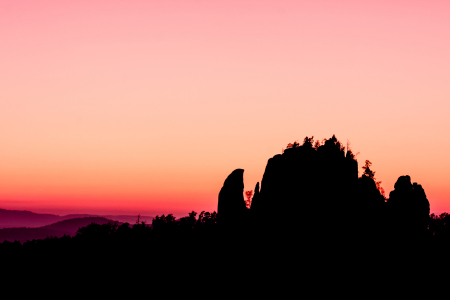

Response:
(2, 135), (449, 278)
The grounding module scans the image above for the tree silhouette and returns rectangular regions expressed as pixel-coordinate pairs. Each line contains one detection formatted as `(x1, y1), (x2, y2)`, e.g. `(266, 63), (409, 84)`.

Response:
(302, 136), (314, 148)
(178, 211), (197, 231)
(286, 141), (300, 149)
(151, 214), (176, 231)
(361, 160), (385, 198)
(244, 190), (253, 209)
(313, 140), (321, 150)
(345, 140), (359, 160)
(376, 181), (386, 199)
(362, 160), (375, 179)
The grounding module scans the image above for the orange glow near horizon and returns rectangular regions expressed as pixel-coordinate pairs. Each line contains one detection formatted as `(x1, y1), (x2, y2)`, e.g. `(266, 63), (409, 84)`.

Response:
(1, 1), (449, 217)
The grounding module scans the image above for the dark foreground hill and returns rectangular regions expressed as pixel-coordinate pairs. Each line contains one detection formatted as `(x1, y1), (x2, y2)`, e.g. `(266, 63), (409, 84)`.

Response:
(0, 217), (113, 243)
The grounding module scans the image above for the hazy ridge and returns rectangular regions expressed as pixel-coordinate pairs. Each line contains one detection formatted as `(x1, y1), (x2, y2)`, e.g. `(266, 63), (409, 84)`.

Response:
(0, 208), (154, 229)
(0, 208), (155, 243)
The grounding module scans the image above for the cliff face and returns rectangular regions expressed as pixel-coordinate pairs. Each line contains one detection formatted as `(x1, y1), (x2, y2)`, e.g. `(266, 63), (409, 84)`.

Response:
(218, 136), (430, 241)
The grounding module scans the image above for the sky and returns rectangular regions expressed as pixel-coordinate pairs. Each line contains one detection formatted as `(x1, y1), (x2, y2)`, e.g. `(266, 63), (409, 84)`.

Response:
(1, 0), (449, 217)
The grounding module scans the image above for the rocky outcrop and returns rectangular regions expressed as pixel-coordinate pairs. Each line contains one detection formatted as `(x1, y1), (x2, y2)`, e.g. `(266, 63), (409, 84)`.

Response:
(251, 136), (359, 239)
(218, 169), (247, 231)
(218, 136), (360, 237)
(387, 175), (430, 240)
(217, 136), (430, 243)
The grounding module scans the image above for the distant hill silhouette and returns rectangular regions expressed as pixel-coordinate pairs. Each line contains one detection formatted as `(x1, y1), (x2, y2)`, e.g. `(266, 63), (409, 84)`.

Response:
(61, 214), (154, 224)
(0, 217), (113, 243)
(42, 217), (115, 233)
(0, 208), (154, 228)
(0, 208), (61, 228)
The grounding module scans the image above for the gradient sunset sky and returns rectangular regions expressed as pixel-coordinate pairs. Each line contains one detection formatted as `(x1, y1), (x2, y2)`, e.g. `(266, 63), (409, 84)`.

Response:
(1, 1), (449, 216)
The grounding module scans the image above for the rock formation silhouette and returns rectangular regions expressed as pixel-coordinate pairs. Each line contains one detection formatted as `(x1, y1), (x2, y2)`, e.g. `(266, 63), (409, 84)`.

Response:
(218, 135), (430, 246)
(387, 175), (430, 241)
(218, 169), (247, 234)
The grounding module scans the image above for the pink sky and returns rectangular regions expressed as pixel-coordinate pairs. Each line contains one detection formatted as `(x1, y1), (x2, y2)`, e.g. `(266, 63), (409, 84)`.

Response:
(1, 1), (449, 217)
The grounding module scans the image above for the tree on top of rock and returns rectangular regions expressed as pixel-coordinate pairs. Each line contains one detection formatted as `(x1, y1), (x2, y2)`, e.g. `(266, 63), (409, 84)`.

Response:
(286, 136), (315, 150)
(313, 140), (321, 150)
(345, 140), (359, 160)
(302, 136), (314, 148)
(362, 160), (386, 199)
(329, 134), (345, 152)
(286, 141), (300, 149)
(362, 160), (375, 179)
(284, 135), (348, 153)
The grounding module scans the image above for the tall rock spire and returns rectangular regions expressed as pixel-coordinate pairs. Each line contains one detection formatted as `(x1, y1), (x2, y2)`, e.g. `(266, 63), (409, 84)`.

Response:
(218, 169), (247, 231)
